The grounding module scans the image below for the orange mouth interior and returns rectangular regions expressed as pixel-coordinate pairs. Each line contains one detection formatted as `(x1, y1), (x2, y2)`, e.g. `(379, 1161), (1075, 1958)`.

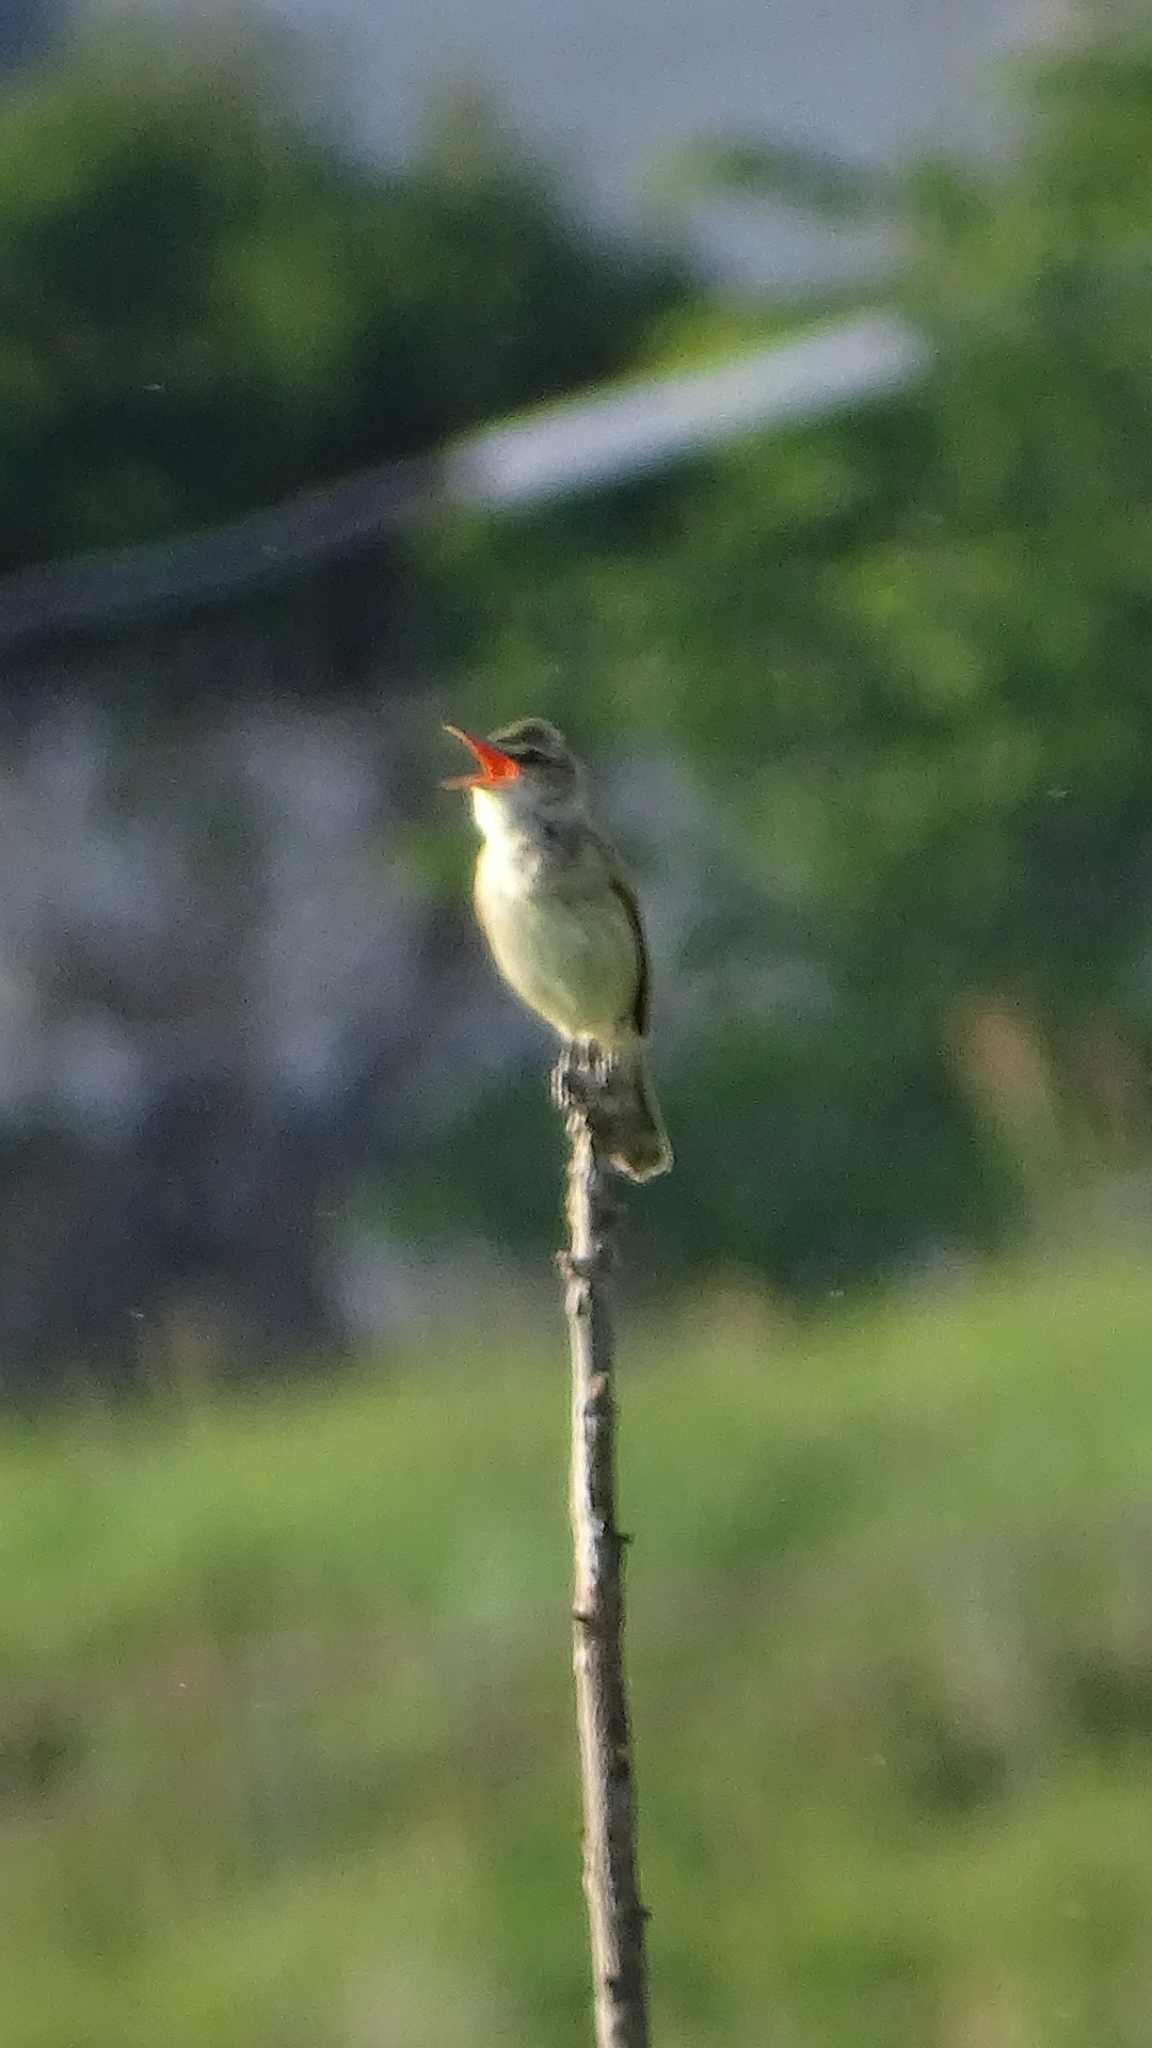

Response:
(441, 725), (521, 790)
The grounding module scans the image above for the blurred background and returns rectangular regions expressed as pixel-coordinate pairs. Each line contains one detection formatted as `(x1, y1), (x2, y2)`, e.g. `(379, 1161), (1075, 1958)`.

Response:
(5, 0), (1152, 2041)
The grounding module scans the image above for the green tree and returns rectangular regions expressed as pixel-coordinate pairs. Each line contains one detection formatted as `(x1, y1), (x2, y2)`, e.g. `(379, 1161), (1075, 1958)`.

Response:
(444, 27), (1152, 1229)
(0, 35), (686, 570)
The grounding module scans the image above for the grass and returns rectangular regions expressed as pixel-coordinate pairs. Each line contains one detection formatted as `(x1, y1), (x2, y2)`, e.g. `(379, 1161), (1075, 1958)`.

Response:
(4, 1257), (1152, 2044)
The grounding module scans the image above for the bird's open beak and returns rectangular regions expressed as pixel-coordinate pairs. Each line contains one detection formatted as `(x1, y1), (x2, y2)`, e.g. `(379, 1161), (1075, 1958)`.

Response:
(441, 725), (521, 790)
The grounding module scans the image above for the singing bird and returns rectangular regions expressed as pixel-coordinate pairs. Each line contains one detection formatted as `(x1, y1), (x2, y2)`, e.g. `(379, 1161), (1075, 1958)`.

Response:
(443, 718), (673, 1182)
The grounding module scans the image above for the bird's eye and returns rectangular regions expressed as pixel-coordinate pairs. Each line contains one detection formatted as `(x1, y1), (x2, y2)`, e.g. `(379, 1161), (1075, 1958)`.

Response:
(518, 747), (547, 767)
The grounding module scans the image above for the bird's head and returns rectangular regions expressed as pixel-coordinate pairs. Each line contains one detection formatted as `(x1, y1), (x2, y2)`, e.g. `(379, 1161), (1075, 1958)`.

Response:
(443, 718), (583, 831)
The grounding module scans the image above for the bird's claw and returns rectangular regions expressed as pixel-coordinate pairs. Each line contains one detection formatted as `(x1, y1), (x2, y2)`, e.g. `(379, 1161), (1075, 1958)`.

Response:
(551, 1045), (582, 1114)
(551, 1041), (613, 1115)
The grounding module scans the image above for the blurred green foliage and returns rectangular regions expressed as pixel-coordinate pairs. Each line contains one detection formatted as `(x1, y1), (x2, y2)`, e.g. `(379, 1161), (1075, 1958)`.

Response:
(0, 34), (685, 570)
(391, 1010), (1015, 1299)
(431, 26), (1152, 1276)
(445, 33), (1152, 1022)
(6, 1262), (1152, 2044)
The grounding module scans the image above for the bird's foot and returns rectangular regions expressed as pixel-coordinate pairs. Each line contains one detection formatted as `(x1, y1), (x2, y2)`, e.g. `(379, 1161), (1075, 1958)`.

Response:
(550, 1041), (612, 1116)
(551, 1044), (582, 1115)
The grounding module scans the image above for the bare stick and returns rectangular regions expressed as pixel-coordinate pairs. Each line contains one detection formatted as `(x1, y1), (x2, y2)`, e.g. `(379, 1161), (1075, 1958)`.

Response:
(556, 1051), (651, 2048)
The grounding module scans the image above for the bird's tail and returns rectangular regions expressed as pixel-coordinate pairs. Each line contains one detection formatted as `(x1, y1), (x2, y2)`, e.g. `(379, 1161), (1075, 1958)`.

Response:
(598, 1042), (673, 1183)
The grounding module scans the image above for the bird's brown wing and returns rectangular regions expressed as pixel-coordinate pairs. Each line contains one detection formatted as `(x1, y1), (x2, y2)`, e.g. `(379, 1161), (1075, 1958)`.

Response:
(548, 819), (651, 1038)
(609, 874), (650, 1037)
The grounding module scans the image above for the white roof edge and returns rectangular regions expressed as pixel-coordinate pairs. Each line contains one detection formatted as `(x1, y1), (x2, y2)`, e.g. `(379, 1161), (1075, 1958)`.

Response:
(444, 310), (927, 510)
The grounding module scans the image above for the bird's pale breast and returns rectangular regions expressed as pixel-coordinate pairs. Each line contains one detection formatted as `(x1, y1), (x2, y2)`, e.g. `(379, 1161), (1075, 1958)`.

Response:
(475, 840), (639, 1043)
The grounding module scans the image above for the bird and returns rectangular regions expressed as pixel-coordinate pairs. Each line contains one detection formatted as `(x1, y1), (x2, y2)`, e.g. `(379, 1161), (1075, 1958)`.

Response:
(443, 717), (673, 1182)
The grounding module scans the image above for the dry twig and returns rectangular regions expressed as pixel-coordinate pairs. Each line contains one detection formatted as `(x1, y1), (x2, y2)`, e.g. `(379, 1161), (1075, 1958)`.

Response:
(555, 1049), (651, 2048)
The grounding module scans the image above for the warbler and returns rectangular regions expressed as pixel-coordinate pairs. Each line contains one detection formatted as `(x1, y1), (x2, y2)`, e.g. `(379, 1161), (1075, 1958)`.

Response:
(443, 718), (672, 1181)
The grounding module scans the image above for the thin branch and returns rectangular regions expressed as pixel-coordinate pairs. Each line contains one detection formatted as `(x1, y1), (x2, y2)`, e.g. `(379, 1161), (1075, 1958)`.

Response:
(556, 1051), (651, 2048)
